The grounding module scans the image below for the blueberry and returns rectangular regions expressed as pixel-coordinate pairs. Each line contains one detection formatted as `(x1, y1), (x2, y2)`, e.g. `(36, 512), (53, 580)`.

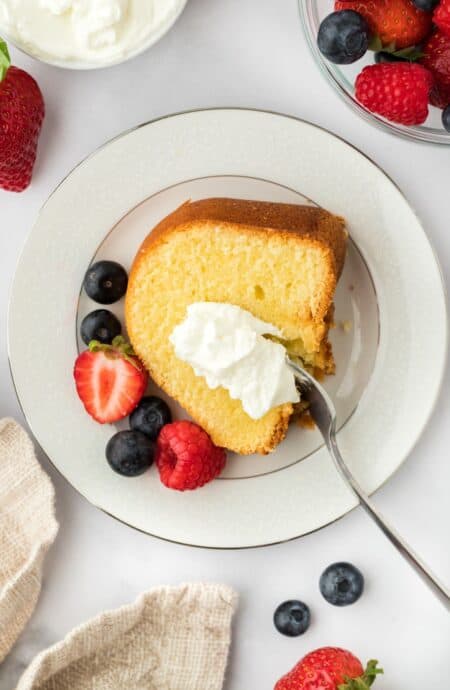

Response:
(106, 430), (154, 477)
(411, 0), (438, 10)
(319, 562), (364, 606)
(84, 261), (128, 304)
(318, 11), (370, 65)
(273, 600), (311, 637)
(442, 105), (450, 133)
(80, 309), (122, 345)
(129, 396), (172, 441)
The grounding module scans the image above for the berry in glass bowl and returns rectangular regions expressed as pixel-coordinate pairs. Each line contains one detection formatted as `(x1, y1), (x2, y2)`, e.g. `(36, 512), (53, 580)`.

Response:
(299, 0), (450, 144)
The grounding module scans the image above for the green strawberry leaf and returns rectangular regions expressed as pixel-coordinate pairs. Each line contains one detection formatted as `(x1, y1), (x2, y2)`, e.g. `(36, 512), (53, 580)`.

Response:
(368, 35), (424, 61)
(88, 337), (140, 369)
(383, 41), (397, 53)
(368, 35), (384, 52)
(338, 660), (384, 690)
(391, 46), (425, 60)
(0, 38), (11, 81)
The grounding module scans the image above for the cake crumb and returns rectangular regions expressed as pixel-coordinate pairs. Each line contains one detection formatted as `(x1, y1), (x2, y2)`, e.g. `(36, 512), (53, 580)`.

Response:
(340, 320), (353, 333)
(297, 411), (315, 430)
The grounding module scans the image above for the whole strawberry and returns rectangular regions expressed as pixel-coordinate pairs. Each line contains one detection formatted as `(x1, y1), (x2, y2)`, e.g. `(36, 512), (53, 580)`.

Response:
(355, 62), (433, 125)
(420, 30), (450, 107)
(0, 40), (45, 192)
(335, 0), (432, 48)
(275, 647), (382, 690)
(434, 0), (450, 39)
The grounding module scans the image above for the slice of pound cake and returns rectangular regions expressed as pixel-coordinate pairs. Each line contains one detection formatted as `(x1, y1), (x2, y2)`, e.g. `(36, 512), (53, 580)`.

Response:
(125, 198), (347, 455)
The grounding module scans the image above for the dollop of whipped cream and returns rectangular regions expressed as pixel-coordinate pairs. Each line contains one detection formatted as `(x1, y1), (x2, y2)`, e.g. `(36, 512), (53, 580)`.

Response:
(170, 303), (300, 420)
(0, 0), (181, 64)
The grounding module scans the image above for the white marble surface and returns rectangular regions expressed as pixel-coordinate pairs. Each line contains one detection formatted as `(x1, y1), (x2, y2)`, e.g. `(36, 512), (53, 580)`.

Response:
(1, 0), (449, 688)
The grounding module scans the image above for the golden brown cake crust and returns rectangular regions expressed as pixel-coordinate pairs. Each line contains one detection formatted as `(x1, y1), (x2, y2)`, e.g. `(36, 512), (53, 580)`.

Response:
(136, 198), (347, 279)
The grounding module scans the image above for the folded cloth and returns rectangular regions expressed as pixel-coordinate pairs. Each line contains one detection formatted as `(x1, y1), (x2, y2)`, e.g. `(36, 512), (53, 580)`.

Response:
(0, 419), (237, 689)
(0, 418), (58, 664)
(16, 583), (237, 690)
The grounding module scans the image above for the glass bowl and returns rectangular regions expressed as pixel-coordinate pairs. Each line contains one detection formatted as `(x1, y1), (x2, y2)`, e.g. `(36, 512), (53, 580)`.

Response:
(299, 0), (450, 145)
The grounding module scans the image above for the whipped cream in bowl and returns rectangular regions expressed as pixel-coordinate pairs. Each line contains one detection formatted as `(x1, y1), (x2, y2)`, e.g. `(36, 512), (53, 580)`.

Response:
(170, 302), (300, 421)
(0, 0), (187, 68)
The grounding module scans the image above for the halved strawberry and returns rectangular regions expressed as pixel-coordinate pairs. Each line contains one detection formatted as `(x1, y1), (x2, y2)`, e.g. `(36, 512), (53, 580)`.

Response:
(74, 337), (148, 424)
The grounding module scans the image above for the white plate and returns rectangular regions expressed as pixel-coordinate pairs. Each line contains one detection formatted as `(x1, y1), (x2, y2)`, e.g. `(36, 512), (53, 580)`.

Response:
(8, 109), (448, 548)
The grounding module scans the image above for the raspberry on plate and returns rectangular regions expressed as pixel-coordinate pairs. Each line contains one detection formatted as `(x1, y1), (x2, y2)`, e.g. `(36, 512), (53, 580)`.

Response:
(434, 0), (450, 39)
(355, 63), (433, 125)
(420, 30), (450, 108)
(156, 421), (226, 491)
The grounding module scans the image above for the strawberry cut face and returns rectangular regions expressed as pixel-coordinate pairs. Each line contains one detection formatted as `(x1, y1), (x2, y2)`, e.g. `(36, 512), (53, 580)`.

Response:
(74, 349), (148, 424)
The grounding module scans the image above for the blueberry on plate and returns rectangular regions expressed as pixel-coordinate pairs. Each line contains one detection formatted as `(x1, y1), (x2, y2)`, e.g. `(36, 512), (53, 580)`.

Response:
(442, 105), (450, 133)
(411, 0), (439, 10)
(130, 396), (172, 441)
(80, 309), (122, 345)
(318, 10), (370, 65)
(319, 562), (364, 606)
(84, 260), (128, 304)
(106, 430), (154, 477)
(273, 600), (311, 637)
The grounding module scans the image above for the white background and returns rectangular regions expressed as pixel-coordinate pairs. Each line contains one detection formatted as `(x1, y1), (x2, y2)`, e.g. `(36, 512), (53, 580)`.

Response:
(1, 0), (449, 687)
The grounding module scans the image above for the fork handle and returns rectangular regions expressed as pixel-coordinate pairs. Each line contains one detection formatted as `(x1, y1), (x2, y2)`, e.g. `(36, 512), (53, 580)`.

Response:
(287, 358), (450, 609)
(326, 429), (450, 611)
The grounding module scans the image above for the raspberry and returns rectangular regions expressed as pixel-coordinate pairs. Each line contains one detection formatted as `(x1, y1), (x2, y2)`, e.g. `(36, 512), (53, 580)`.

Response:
(434, 0), (450, 39)
(420, 31), (450, 109)
(156, 421), (226, 491)
(355, 63), (433, 126)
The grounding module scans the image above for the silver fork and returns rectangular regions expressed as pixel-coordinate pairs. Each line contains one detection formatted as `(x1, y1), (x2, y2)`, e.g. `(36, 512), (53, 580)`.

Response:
(287, 358), (450, 611)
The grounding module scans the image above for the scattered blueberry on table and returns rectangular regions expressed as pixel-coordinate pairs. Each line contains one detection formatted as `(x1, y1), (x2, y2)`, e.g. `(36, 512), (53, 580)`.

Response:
(319, 562), (364, 606)
(273, 600), (311, 637)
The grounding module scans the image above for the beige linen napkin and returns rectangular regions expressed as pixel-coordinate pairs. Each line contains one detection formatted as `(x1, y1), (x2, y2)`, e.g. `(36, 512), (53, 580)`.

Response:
(0, 419), (237, 688)
(0, 418), (58, 663)
(16, 583), (237, 690)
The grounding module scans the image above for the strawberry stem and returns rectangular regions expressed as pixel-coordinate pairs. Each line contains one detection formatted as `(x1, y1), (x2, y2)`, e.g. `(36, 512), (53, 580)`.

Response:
(88, 337), (142, 370)
(0, 39), (10, 81)
(338, 660), (383, 690)
(368, 35), (424, 61)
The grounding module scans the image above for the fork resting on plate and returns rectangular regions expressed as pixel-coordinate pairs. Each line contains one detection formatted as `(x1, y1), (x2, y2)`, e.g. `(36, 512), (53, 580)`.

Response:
(287, 359), (450, 611)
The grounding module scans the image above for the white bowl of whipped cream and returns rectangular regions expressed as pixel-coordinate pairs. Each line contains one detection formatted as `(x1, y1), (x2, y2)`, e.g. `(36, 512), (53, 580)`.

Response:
(0, 0), (188, 69)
